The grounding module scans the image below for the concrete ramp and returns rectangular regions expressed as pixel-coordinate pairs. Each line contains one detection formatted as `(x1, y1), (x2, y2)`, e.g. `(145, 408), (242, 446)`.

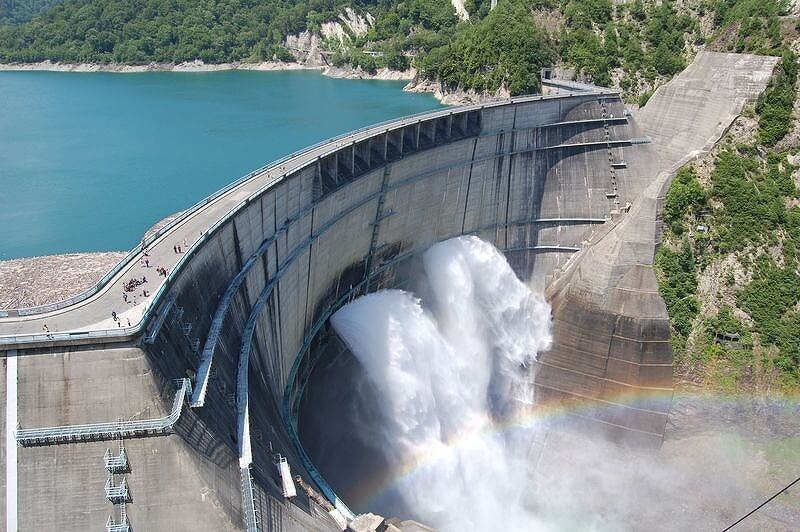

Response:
(638, 51), (777, 167)
(539, 51), (779, 444)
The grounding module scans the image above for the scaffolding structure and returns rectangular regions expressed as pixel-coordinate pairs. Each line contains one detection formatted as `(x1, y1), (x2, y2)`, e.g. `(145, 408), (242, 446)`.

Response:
(104, 442), (128, 473)
(105, 439), (132, 530)
(106, 503), (131, 532)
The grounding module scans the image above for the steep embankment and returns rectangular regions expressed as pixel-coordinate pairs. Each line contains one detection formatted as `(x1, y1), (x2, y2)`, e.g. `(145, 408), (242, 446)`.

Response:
(655, 51), (800, 395)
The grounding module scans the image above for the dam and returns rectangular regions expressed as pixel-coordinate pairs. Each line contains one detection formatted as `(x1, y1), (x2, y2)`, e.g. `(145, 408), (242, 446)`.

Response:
(0, 52), (778, 531)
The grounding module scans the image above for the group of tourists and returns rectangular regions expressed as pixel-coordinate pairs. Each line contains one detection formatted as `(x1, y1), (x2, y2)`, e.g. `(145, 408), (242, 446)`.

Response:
(124, 276), (147, 293)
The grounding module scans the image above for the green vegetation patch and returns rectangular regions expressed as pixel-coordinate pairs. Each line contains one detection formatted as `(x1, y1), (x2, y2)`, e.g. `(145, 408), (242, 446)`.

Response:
(0, 0), (61, 25)
(738, 258), (800, 383)
(0, 0), (332, 63)
(757, 52), (799, 147)
(711, 0), (787, 55)
(663, 166), (707, 236)
(655, 240), (699, 355)
(416, 0), (556, 95)
(709, 150), (796, 253)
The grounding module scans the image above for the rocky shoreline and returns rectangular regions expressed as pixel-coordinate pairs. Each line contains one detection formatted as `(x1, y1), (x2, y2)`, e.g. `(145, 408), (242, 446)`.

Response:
(0, 59), (323, 73)
(0, 251), (127, 310)
(403, 77), (509, 106)
(0, 59), (505, 105)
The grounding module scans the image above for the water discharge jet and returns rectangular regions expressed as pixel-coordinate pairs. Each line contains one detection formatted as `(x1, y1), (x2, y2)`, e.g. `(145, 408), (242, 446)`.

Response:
(330, 236), (552, 531)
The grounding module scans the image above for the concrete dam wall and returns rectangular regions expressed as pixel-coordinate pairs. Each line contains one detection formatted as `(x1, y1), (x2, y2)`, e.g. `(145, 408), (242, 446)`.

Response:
(140, 91), (660, 529)
(1, 51), (778, 532)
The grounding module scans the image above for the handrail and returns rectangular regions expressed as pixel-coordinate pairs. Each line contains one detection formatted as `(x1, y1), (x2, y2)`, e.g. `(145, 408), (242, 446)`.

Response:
(0, 91), (618, 348)
(2, 90), (614, 318)
(240, 465), (259, 532)
(15, 378), (190, 446)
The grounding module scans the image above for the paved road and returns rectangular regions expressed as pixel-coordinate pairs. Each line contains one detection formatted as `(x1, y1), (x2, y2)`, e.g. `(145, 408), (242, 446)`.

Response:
(0, 92), (589, 345)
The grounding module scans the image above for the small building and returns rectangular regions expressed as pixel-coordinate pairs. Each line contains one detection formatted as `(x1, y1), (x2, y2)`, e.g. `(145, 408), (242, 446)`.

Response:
(714, 332), (744, 350)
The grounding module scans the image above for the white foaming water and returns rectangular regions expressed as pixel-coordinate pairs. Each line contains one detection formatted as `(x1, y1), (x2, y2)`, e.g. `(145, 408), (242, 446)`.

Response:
(331, 236), (552, 531)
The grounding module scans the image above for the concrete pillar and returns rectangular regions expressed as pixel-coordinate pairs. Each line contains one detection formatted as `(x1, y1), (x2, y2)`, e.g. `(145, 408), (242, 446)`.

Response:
(333, 152), (339, 184)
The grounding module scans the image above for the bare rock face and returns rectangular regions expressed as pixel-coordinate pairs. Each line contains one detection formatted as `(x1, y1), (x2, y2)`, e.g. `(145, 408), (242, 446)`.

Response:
(403, 77), (509, 105)
(285, 8), (375, 67)
(322, 65), (415, 81)
(321, 8), (375, 42)
(284, 30), (328, 67)
(450, 0), (469, 21)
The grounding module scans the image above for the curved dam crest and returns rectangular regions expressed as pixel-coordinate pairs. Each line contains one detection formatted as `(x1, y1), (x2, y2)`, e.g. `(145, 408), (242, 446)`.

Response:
(0, 51), (779, 531)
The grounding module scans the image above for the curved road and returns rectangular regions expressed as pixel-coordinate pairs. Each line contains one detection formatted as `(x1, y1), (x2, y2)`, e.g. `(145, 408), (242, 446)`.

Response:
(0, 92), (591, 346)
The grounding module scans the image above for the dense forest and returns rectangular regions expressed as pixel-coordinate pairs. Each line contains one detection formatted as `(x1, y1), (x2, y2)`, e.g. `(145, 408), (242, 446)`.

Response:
(0, 0), (60, 25)
(0, 0), (793, 98)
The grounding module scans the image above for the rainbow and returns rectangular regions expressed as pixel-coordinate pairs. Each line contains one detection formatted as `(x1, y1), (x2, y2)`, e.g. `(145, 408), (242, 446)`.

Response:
(344, 389), (800, 511)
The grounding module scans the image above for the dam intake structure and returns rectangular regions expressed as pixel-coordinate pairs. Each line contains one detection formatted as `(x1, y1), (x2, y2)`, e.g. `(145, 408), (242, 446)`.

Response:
(0, 52), (779, 531)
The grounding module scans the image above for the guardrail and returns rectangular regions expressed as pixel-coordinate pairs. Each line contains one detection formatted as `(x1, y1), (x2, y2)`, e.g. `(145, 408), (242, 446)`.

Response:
(542, 78), (617, 94)
(240, 466), (260, 532)
(3, 103), (467, 317)
(2, 91), (613, 319)
(15, 378), (190, 446)
(0, 90), (617, 349)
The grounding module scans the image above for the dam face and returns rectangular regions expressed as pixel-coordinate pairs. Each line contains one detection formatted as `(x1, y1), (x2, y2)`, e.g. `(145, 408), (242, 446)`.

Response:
(142, 91), (664, 527)
(0, 52), (779, 531)
(136, 91), (666, 530)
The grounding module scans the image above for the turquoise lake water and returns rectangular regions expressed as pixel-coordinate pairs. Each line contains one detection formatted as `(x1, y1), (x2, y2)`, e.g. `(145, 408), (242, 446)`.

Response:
(0, 70), (442, 259)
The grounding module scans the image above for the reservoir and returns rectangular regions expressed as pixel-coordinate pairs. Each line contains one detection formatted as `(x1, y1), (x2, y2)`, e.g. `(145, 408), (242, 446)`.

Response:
(0, 70), (442, 259)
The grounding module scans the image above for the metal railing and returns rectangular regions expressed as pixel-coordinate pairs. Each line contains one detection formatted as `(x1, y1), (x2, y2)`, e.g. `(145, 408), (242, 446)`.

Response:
(15, 378), (190, 446)
(105, 477), (129, 502)
(2, 91), (615, 320)
(542, 77), (617, 94)
(144, 296), (174, 343)
(240, 465), (260, 532)
(104, 447), (128, 472)
(106, 515), (130, 532)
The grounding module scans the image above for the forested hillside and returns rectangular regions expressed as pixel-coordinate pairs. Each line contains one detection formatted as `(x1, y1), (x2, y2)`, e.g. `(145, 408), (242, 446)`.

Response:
(656, 50), (800, 393)
(0, 0), (793, 99)
(0, 0), (60, 25)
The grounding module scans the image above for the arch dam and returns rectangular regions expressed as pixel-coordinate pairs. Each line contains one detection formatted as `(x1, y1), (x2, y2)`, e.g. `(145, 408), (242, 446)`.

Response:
(0, 51), (778, 531)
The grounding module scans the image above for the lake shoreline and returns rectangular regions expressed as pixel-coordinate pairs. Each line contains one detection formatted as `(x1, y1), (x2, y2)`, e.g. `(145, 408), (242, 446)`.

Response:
(0, 60), (501, 105)
(0, 59), (323, 73)
(0, 69), (444, 258)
